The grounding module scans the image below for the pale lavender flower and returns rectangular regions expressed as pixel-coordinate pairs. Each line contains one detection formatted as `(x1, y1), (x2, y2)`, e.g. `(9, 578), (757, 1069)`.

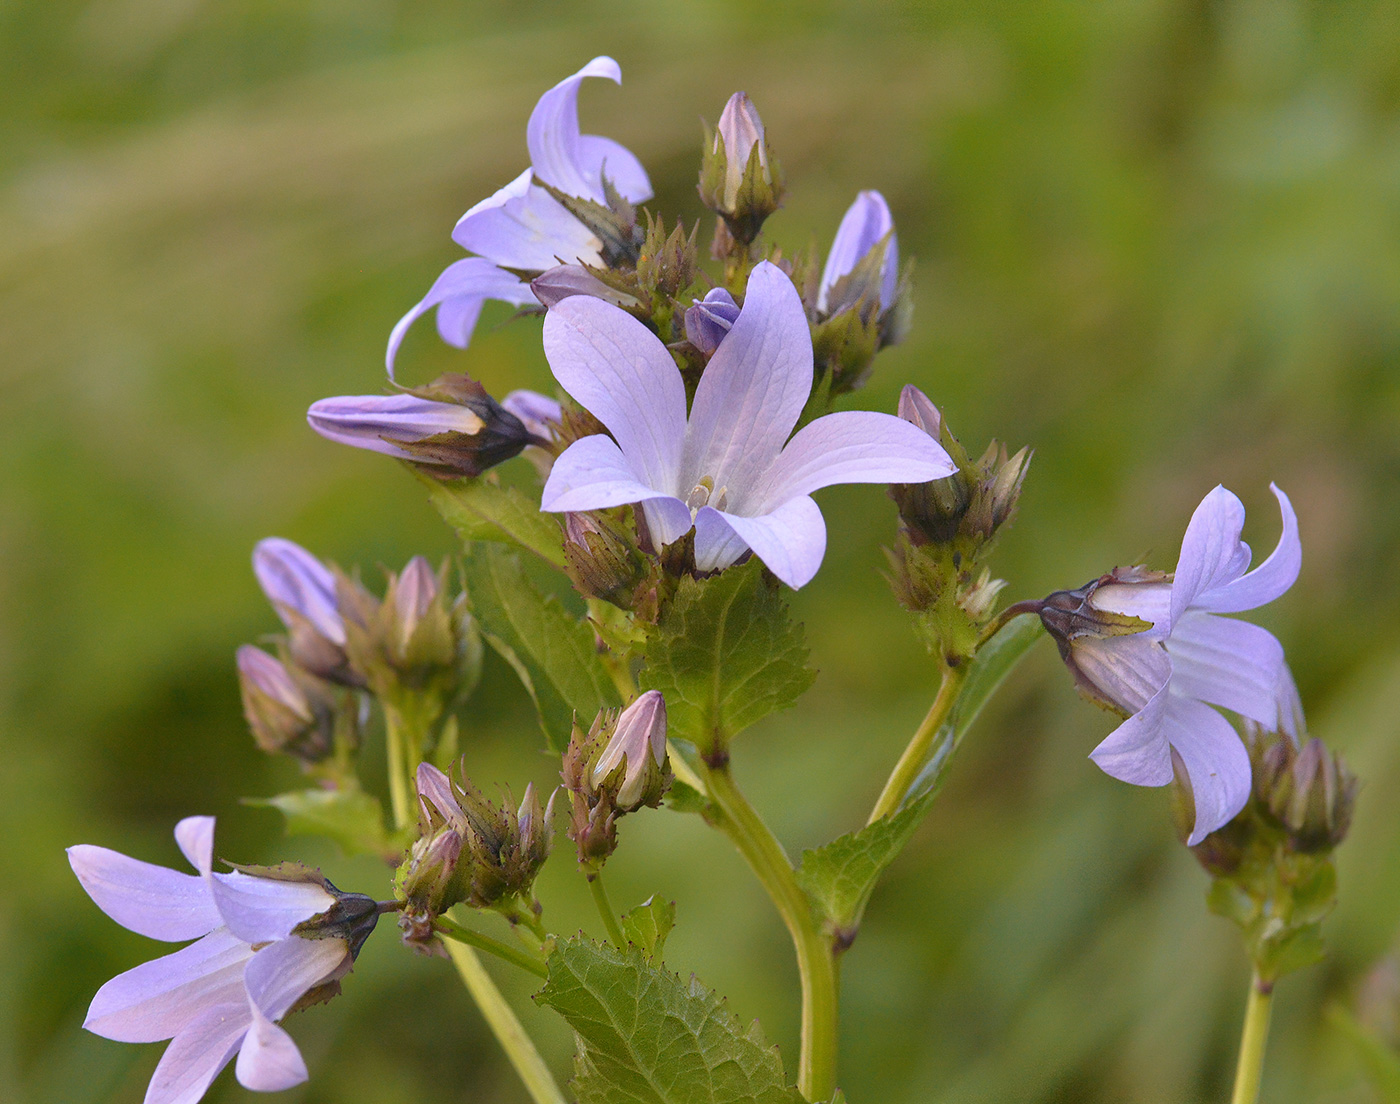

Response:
(683, 288), (741, 354)
(253, 538), (344, 646)
(1058, 485), (1302, 843)
(307, 394), (503, 461)
(591, 690), (668, 807)
(387, 57), (651, 378)
(817, 190), (898, 316)
(68, 817), (366, 1104)
(539, 261), (954, 588)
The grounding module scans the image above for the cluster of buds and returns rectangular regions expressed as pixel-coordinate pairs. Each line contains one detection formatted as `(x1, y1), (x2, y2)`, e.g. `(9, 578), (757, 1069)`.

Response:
(699, 92), (784, 249)
(886, 385), (1030, 661)
(396, 761), (555, 952)
(561, 692), (671, 874)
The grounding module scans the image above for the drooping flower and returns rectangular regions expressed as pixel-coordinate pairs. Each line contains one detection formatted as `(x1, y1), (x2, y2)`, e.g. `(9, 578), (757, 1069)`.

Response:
(69, 817), (377, 1104)
(386, 57), (651, 378)
(817, 190), (898, 317)
(538, 261), (954, 588)
(1039, 485), (1302, 843)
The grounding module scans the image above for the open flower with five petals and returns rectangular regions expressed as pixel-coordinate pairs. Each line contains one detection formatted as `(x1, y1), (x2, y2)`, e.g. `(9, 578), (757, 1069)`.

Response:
(1042, 485), (1302, 843)
(538, 262), (954, 588)
(69, 817), (374, 1104)
(387, 56), (651, 377)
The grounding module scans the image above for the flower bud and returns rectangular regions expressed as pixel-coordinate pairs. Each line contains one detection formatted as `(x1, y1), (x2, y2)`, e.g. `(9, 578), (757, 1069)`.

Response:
(563, 511), (649, 607)
(699, 92), (784, 244)
(307, 374), (539, 478)
(530, 264), (642, 310)
(817, 191), (899, 319)
(500, 390), (562, 443)
(635, 216), (700, 300)
(253, 538), (354, 681)
(236, 645), (340, 763)
(684, 288), (741, 355)
(1256, 735), (1357, 852)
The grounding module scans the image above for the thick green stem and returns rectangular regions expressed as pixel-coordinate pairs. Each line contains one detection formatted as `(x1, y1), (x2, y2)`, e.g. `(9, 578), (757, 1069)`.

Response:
(437, 916), (548, 979)
(1230, 973), (1274, 1104)
(702, 763), (838, 1102)
(444, 941), (567, 1104)
(382, 706), (413, 831)
(868, 664), (968, 824)
(587, 872), (627, 948)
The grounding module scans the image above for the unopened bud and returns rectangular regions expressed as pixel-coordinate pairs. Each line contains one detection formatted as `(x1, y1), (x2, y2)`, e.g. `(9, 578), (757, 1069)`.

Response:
(817, 191), (899, 318)
(635, 216), (699, 300)
(1257, 736), (1357, 852)
(699, 92), (783, 244)
(253, 538), (353, 681)
(592, 691), (670, 809)
(716, 93), (766, 210)
(237, 645), (336, 762)
(684, 288), (741, 355)
(563, 511), (649, 607)
(890, 386), (971, 543)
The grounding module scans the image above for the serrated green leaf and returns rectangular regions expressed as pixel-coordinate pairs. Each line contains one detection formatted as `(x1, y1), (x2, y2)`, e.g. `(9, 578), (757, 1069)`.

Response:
(621, 896), (676, 960)
(639, 560), (814, 755)
(537, 936), (806, 1104)
(796, 789), (936, 936)
(249, 786), (394, 860)
(462, 543), (618, 749)
(426, 474), (565, 568)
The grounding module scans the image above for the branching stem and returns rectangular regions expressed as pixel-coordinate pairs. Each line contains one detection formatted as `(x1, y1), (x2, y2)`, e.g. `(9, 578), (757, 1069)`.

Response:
(437, 915), (549, 979)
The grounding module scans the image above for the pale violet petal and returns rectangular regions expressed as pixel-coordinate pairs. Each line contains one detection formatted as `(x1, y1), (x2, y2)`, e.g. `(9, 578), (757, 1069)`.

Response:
(526, 57), (623, 202)
(691, 507), (755, 575)
(749, 410), (954, 515)
(1192, 484), (1301, 615)
(251, 541), (343, 645)
(683, 262), (814, 496)
(576, 134), (652, 202)
(175, 816), (216, 873)
(208, 872), (335, 945)
(142, 1002), (249, 1104)
(1167, 611), (1287, 727)
(453, 183), (602, 271)
(1164, 695), (1252, 844)
(67, 845), (219, 943)
(243, 936), (349, 1023)
(1170, 485), (1253, 627)
(385, 258), (533, 379)
(818, 190), (895, 312)
(500, 390), (562, 439)
(235, 1006), (308, 1093)
(458, 167), (531, 223)
(698, 497), (828, 589)
(1275, 663), (1305, 745)
(85, 930), (252, 1044)
(434, 295), (487, 349)
(1088, 682), (1174, 786)
(1071, 634), (1170, 715)
(307, 394), (487, 460)
(638, 497), (697, 550)
(542, 297), (687, 493)
(1088, 581), (1172, 638)
(541, 434), (678, 513)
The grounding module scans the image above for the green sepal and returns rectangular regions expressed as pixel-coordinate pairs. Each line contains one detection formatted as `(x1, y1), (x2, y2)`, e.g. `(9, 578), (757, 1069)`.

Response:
(536, 936), (807, 1104)
(620, 896), (676, 960)
(425, 472), (565, 569)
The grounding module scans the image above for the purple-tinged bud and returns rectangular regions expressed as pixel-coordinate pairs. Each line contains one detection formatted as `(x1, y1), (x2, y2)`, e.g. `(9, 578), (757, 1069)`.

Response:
(531, 265), (642, 310)
(501, 390), (562, 443)
(395, 555), (438, 649)
(716, 93), (767, 210)
(592, 691), (669, 809)
(684, 288), (741, 355)
(563, 510), (649, 608)
(1256, 735), (1357, 853)
(818, 190), (899, 318)
(253, 538), (345, 645)
(237, 645), (339, 762)
(896, 383), (941, 438)
(699, 92), (783, 245)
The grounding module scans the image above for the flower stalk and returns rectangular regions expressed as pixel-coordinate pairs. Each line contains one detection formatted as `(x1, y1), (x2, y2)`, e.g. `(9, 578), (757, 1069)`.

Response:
(587, 872), (627, 949)
(436, 915), (549, 979)
(1230, 973), (1274, 1104)
(868, 663), (969, 824)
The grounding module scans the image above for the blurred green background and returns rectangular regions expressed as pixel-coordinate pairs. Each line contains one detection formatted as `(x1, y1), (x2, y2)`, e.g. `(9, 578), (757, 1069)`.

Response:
(4, 1), (1400, 1101)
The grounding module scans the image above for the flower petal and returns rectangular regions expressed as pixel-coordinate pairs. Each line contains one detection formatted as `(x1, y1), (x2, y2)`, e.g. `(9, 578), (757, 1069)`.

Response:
(683, 263), (814, 496)
(385, 257), (534, 379)
(526, 57), (623, 202)
(207, 873), (335, 946)
(1167, 611), (1287, 727)
(416, 762), (459, 824)
(251, 541), (343, 645)
(542, 297), (687, 493)
(243, 936), (349, 1023)
(142, 1002), (249, 1104)
(307, 394), (487, 460)
(697, 497), (828, 588)
(501, 390), (562, 440)
(454, 182), (602, 272)
(85, 929), (252, 1043)
(818, 190), (896, 312)
(541, 434), (679, 515)
(1192, 484), (1301, 615)
(1170, 485), (1253, 627)
(638, 497), (698, 550)
(235, 1007), (308, 1093)
(1071, 633), (1171, 715)
(1088, 682), (1174, 786)
(576, 135), (652, 203)
(1089, 580), (1172, 636)
(67, 844), (219, 943)
(750, 410), (953, 514)
(1163, 695), (1252, 844)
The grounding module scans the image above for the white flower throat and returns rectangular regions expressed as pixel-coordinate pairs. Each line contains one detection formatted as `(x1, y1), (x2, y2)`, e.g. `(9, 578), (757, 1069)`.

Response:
(685, 476), (728, 516)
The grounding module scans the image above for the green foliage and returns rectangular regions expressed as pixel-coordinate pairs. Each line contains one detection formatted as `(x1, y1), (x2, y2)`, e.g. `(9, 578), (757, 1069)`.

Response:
(1207, 855), (1337, 983)
(1330, 1006), (1400, 1103)
(536, 936), (807, 1104)
(249, 786), (396, 861)
(461, 543), (619, 749)
(797, 790), (937, 940)
(427, 475), (566, 569)
(621, 896), (677, 960)
(639, 560), (814, 757)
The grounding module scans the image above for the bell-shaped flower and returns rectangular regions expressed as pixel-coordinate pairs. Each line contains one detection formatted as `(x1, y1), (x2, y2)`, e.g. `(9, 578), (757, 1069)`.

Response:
(253, 538), (343, 647)
(387, 57), (651, 378)
(1046, 485), (1302, 844)
(538, 261), (954, 588)
(68, 817), (376, 1104)
(817, 190), (898, 317)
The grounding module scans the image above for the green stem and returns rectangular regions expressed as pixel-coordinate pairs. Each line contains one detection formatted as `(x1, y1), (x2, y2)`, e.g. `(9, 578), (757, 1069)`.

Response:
(702, 763), (838, 1102)
(382, 706), (413, 831)
(868, 664), (968, 824)
(587, 872), (627, 948)
(444, 941), (567, 1104)
(436, 916), (549, 979)
(1230, 973), (1274, 1104)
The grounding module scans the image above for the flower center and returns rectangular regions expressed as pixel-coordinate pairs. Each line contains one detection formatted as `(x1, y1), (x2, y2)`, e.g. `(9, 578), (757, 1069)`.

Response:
(685, 477), (728, 516)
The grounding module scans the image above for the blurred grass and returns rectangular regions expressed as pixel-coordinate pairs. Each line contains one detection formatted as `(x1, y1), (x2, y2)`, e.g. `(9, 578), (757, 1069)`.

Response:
(3, 1), (1400, 1102)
